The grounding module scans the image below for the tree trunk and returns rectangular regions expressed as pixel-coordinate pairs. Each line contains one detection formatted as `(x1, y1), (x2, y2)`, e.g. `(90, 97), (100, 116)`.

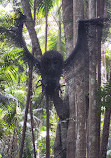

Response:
(62, 1), (73, 157)
(57, 7), (62, 54)
(73, 0), (84, 46)
(89, 0), (96, 18)
(45, 0), (48, 52)
(30, 97), (36, 158)
(88, 24), (98, 157)
(21, 0), (42, 59)
(73, 1), (86, 158)
(19, 63), (33, 158)
(65, 20), (89, 158)
(100, 108), (111, 158)
(66, 82), (76, 158)
(96, 1), (105, 157)
(88, 1), (98, 157)
(62, 0), (73, 57)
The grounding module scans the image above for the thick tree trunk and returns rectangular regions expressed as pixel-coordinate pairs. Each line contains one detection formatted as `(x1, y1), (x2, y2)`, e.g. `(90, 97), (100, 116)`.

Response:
(65, 20), (89, 158)
(73, 0), (84, 46)
(88, 24), (98, 157)
(75, 70), (88, 158)
(88, 1), (98, 157)
(66, 81), (76, 158)
(73, 1), (86, 158)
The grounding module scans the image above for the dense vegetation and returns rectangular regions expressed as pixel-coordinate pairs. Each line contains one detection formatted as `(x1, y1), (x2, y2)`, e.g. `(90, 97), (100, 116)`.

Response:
(0, 0), (111, 158)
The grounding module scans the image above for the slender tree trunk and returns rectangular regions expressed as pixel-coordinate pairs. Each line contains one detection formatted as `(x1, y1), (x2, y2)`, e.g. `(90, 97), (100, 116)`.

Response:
(30, 98), (36, 158)
(19, 63), (33, 158)
(100, 60), (111, 157)
(46, 96), (50, 158)
(100, 108), (111, 158)
(45, 1), (48, 52)
(57, 7), (62, 54)
(21, 0), (42, 59)
(45, 2), (50, 157)
(96, 1), (105, 157)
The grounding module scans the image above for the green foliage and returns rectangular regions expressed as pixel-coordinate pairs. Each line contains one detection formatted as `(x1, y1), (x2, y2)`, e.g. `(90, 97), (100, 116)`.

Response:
(99, 82), (111, 110)
(0, 45), (26, 90)
(0, 0), (63, 157)
(36, 0), (53, 17)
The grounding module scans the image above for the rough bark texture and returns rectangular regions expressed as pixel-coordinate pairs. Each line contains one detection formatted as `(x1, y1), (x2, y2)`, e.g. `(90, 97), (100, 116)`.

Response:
(97, 0), (105, 17)
(62, 1), (73, 157)
(21, 0), (42, 59)
(89, 0), (96, 18)
(63, 19), (103, 158)
(88, 1), (98, 157)
(65, 20), (89, 158)
(66, 83), (76, 158)
(97, 1), (105, 157)
(53, 1), (73, 157)
(62, 0), (73, 57)
(73, 0), (84, 46)
(53, 93), (69, 158)
(88, 23), (98, 158)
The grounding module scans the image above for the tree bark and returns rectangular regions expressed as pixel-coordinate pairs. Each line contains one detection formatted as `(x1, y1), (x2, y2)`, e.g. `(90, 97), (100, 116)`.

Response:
(89, 0), (96, 18)
(57, 7), (62, 54)
(61, 1), (73, 157)
(100, 108), (111, 158)
(73, 1), (86, 158)
(96, 1), (105, 157)
(73, 0), (84, 46)
(97, 0), (105, 17)
(88, 24), (98, 157)
(53, 93), (69, 158)
(65, 20), (89, 158)
(62, 0), (73, 57)
(45, 1), (48, 52)
(21, 0), (42, 59)
(19, 63), (33, 158)
(88, 1), (98, 157)
(46, 96), (50, 158)
(30, 98), (36, 158)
